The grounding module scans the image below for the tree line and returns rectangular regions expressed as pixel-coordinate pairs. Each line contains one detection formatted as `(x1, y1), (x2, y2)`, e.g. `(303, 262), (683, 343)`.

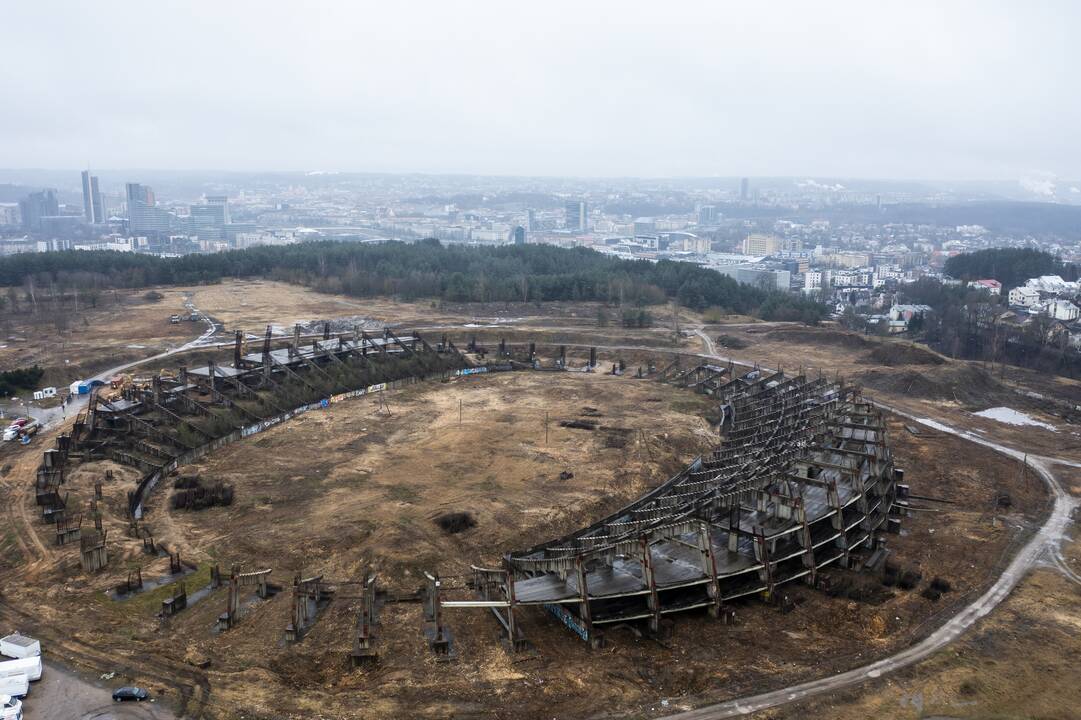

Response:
(0, 365), (44, 396)
(0, 240), (826, 322)
(943, 247), (1076, 290)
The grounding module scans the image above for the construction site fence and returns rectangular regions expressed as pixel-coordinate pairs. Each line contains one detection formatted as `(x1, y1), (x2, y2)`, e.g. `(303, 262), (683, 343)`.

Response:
(129, 363), (514, 518)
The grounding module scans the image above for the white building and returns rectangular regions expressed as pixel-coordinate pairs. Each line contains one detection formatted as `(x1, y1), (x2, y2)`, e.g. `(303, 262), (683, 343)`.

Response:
(1009, 286), (1041, 308)
(803, 269), (830, 293)
(1026, 275), (1079, 296)
(1047, 299), (1080, 321)
(832, 268), (873, 288)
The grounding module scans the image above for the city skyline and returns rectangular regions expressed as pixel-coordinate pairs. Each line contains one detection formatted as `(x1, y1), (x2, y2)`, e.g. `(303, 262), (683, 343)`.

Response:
(4, 1), (1079, 180)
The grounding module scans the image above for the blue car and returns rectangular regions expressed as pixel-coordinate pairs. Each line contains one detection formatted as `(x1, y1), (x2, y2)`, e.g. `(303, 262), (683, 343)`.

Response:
(112, 687), (149, 702)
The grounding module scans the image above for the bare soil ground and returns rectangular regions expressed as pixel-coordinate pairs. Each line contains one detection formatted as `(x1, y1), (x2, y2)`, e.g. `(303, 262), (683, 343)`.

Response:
(0, 367), (1045, 720)
(1, 292), (1071, 719)
(161, 371), (718, 579)
(189, 279), (708, 336)
(0, 287), (197, 383)
(753, 566), (1081, 720)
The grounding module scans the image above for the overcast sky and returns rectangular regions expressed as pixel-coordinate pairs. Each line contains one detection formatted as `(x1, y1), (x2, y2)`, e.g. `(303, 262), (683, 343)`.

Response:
(3, 1), (1078, 180)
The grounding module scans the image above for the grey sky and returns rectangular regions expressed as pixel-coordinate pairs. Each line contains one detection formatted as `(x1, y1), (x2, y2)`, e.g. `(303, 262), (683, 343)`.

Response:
(3, 1), (1078, 180)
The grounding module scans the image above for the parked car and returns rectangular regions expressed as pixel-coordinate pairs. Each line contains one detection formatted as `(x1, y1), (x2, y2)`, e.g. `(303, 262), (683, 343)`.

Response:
(3, 421), (39, 443)
(112, 686), (149, 702)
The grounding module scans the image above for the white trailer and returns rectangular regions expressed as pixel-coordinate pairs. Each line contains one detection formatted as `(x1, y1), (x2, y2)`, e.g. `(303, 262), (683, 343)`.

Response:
(0, 658), (39, 683)
(0, 676), (27, 699)
(0, 636), (38, 660)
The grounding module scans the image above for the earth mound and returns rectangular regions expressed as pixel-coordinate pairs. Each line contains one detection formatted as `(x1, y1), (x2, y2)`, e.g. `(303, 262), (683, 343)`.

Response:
(767, 327), (872, 350)
(863, 343), (946, 367)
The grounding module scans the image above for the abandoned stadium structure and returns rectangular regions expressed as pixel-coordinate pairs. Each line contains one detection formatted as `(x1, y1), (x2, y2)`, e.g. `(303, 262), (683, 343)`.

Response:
(441, 367), (901, 651)
(30, 330), (901, 661)
(34, 325), (468, 569)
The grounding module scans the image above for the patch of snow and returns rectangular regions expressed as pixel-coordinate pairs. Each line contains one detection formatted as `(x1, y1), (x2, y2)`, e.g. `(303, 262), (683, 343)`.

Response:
(916, 418), (954, 434)
(972, 406), (1057, 432)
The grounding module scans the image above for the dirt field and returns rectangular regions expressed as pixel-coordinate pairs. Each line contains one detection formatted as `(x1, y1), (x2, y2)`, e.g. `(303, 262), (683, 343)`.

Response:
(189, 279), (708, 337)
(2, 293), (1075, 719)
(161, 371), (718, 577)
(754, 565), (1081, 720)
(0, 287), (198, 384)
(0, 365), (1049, 720)
(1, 277), (705, 400)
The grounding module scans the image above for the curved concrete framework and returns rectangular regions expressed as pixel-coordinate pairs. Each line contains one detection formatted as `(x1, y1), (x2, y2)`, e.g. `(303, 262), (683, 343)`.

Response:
(444, 369), (899, 648)
(32, 326), (464, 551)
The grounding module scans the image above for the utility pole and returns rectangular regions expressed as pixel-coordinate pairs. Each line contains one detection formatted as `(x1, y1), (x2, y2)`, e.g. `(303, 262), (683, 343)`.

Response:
(459, 398), (462, 426)
(545, 411), (549, 446)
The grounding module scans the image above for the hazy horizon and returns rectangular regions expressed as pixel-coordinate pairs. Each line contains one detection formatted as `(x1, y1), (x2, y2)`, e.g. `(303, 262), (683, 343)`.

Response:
(5, 1), (1079, 181)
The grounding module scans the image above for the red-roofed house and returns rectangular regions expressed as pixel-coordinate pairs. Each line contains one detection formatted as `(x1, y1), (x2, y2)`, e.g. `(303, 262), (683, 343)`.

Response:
(968, 278), (1002, 295)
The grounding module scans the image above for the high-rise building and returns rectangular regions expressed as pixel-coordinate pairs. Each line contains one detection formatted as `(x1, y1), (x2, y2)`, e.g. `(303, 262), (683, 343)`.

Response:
(126, 182), (172, 235)
(741, 233), (781, 256)
(19, 189), (59, 232)
(204, 195), (231, 224)
(739, 177), (750, 201)
(564, 200), (587, 231)
(0, 204), (19, 227)
(81, 170), (105, 223)
(697, 205), (718, 225)
(512, 226), (526, 245)
(525, 208), (536, 232)
(189, 202), (227, 239)
(81, 171), (93, 221)
(126, 182), (151, 209)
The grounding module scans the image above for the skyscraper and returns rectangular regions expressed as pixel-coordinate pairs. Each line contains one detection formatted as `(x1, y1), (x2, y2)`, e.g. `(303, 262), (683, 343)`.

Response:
(739, 178), (750, 201)
(126, 182), (172, 235)
(204, 195), (231, 224)
(512, 226), (526, 245)
(564, 200), (587, 231)
(697, 205), (718, 225)
(81, 170), (105, 223)
(525, 208), (536, 232)
(126, 182), (152, 208)
(19, 189), (59, 232)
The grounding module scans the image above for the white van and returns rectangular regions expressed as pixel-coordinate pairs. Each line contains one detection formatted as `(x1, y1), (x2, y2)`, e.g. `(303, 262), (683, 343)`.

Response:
(0, 658), (39, 683)
(0, 676), (27, 700)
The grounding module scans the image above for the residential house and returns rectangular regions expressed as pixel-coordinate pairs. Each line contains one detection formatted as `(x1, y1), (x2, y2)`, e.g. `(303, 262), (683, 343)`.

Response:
(1008, 286), (1040, 308)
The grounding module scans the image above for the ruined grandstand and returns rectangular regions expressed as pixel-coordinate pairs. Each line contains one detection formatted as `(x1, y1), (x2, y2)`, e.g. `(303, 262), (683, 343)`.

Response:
(440, 365), (900, 651)
(31, 334), (900, 662)
(35, 325), (468, 535)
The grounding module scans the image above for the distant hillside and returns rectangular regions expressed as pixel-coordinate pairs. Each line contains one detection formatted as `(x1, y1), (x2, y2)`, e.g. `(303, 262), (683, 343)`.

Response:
(0, 239), (826, 323)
